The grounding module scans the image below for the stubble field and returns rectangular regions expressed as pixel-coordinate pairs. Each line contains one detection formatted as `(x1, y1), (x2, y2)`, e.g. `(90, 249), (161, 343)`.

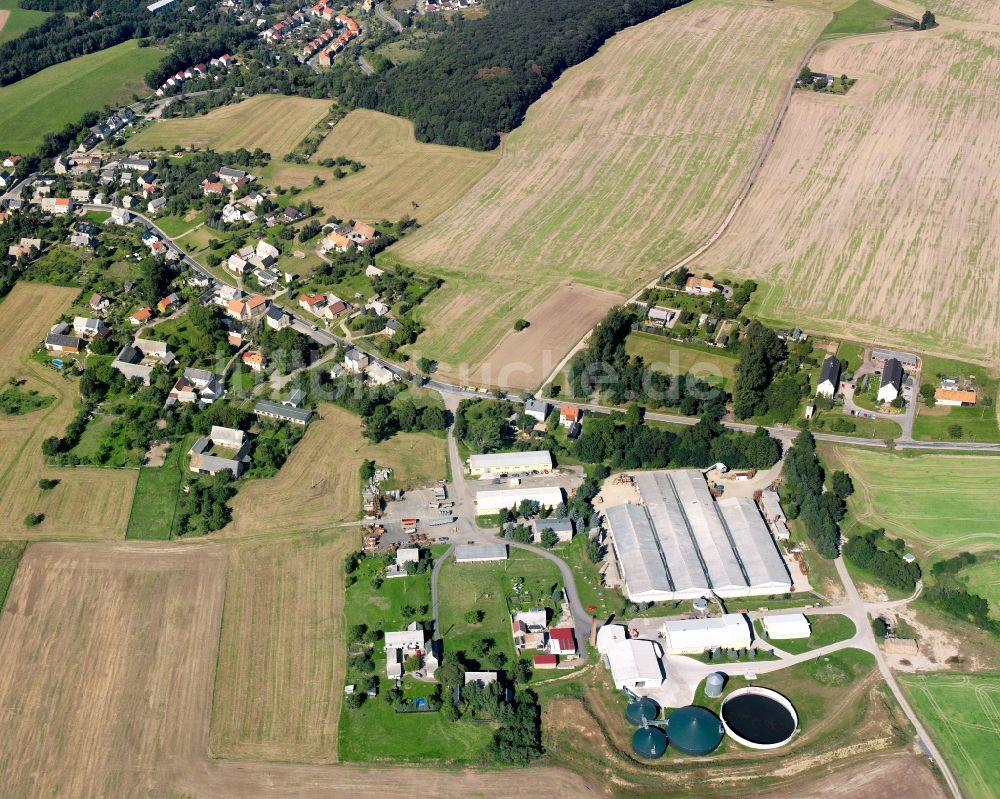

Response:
(270, 109), (500, 224)
(390, 0), (827, 370)
(0, 283), (137, 539)
(820, 446), (1000, 557)
(128, 95), (331, 160)
(701, 26), (1000, 365)
(210, 531), (349, 763)
(0, 541), (227, 798)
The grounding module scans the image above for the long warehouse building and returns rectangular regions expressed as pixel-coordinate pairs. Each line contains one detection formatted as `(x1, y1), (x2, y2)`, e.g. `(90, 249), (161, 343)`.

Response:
(475, 486), (564, 515)
(605, 470), (791, 602)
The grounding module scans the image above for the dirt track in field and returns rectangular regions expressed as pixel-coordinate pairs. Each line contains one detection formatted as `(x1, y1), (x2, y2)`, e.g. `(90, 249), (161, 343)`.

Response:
(696, 25), (1000, 365)
(0, 11), (10, 38)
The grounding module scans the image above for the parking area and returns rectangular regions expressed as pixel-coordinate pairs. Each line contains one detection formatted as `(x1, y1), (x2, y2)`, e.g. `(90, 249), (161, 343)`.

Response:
(380, 486), (458, 545)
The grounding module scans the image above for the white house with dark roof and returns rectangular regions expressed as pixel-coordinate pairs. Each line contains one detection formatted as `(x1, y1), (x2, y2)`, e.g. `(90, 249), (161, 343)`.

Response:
(878, 358), (904, 404)
(815, 355), (840, 398)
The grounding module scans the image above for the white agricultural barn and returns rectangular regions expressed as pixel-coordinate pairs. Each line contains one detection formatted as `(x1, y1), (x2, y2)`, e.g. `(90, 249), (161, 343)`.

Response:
(605, 638), (665, 690)
(475, 486), (564, 515)
(468, 450), (553, 476)
(662, 614), (752, 654)
(761, 613), (811, 640)
(604, 470), (791, 602)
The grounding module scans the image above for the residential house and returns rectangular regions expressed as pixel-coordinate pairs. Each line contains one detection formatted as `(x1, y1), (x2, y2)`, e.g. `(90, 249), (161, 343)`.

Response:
(242, 350), (265, 372)
(348, 222), (377, 246)
(213, 284), (244, 307)
(69, 232), (95, 248)
(320, 296), (348, 321)
(254, 267), (280, 288)
(282, 206), (303, 223)
(299, 293), (326, 313)
(128, 307), (153, 325)
(147, 197), (167, 215)
(70, 188), (90, 204)
(7, 237), (41, 258)
(382, 318), (402, 337)
(254, 399), (313, 426)
(89, 293), (110, 313)
(684, 276), (718, 295)
(111, 338), (175, 384)
(188, 425), (251, 477)
(255, 240), (280, 262)
(321, 230), (352, 253)
(367, 362), (397, 386)
(367, 299), (389, 317)
(44, 334), (83, 353)
(524, 398), (550, 423)
(647, 306), (676, 327)
(0, 171), (12, 189)
(512, 609), (548, 651)
(533, 653), (558, 669)
(53, 155), (72, 174)
(218, 166), (248, 184)
(167, 368), (225, 406)
(531, 517), (574, 544)
(41, 197), (72, 215)
(559, 405), (581, 428)
(934, 388), (976, 407)
(227, 252), (250, 274)
(365, 263), (384, 279)
(384, 621), (426, 678)
(1, 155), (21, 169)
(121, 157), (152, 172)
(343, 349), (369, 373)
(877, 358), (903, 404)
(815, 355), (841, 398)
(72, 317), (108, 338)
(463, 671), (498, 688)
(265, 305), (291, 330)
(201, 176), (224, 195)
(157, 293), (181, 315)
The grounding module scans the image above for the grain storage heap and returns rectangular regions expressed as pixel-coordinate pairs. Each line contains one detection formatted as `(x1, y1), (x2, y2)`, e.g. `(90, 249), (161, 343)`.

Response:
(604, 470), (791, 602)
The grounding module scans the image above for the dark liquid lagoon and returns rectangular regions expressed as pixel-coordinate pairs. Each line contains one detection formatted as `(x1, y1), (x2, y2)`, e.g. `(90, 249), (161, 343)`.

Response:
(721, 694), (796, 745)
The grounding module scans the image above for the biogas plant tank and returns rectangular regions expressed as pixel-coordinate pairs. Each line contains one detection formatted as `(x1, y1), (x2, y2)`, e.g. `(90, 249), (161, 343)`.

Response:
(721, 687), (798, 749)
(705, 672), (725, 698)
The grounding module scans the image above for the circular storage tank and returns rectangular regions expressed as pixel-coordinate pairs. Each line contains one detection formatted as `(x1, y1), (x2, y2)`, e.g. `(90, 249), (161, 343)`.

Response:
(705, 672), (726, 698)
(665, 706), (724, 756)
(632, 726), (667, 759)
(693, 597), (709, 613)
(626, 696), (660, 727)
(721, 687), (798, 749)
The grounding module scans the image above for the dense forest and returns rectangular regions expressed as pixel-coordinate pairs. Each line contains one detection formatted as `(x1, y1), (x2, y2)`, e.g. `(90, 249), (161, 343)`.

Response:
(349, 0), (689, 149)
(0, 0), (238, 87)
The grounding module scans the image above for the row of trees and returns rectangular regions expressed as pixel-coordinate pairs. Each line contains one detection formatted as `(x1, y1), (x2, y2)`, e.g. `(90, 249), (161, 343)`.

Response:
(326, 375), (449, 442)
(781, 431), (851, 558)
(843, 528), (921, 592)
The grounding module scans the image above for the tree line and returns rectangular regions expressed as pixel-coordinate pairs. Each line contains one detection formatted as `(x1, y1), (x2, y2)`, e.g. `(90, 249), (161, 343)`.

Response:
(780, 430), (851, 558)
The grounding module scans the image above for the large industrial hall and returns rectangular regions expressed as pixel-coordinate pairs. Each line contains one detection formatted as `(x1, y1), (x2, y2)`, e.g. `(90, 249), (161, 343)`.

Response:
(603, 470), (791, 602)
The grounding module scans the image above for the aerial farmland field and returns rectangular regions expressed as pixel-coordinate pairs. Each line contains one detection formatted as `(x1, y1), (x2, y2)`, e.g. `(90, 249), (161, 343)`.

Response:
(270, 109), (500, 224)
(899, 671), (1000, 799)
(702, 26), (1000, 366)
(0, 40), (165, 153)
(390, 0), (827, 372)
(211, 531), (349, 762)
(0, 541), (227, 798)
(0, 0), (50, 45)
(820, 446), (1000, 557)
(222, 404), (447, 537)
(0, 284), (137, 540)
(128, 95), (331, 160)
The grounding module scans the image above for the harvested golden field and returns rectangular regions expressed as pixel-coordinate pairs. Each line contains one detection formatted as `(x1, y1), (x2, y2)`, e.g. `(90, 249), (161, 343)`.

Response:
(211, 531), (349, 762)
(390, 0), (826, 369)
(701, 27), (1000, 365)
(0, 282), (77, 382)
(461, 283), (623, 390)
(129, 95), (331, 159)
(271, 109), (499, 224)
(223, 403), (447, 536)
(923, 0), (1000, 25)
(0, 541), (227, 798)
(0, 285), (136, 540)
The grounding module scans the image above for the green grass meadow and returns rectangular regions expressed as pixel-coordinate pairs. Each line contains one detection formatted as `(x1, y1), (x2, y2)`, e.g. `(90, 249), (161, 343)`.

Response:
(959, 556), (1000, 619)
(0, 40), (166, 153)
(913, 354), (1000, 443)
(0, 541), (26, 613)
(0, 0), (50, 45)
(625, 333), (736, 388)
(124, 440), (187, 540)
(820, 0), (905, 38)
(821, 446), (1000, 558)
(899, 672), (1000, 799)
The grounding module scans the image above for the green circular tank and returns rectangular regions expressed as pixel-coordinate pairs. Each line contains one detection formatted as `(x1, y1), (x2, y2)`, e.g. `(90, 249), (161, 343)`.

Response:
(625, 697), (660, 727)
(631, 726), (667, 759)
(666, 706), (724, 756)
